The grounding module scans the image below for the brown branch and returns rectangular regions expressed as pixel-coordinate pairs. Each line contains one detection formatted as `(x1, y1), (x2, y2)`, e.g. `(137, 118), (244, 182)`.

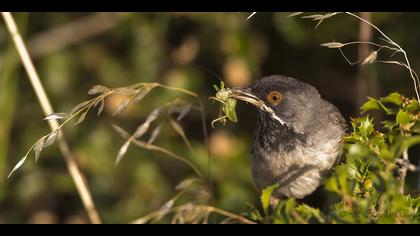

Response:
(0, 12), (129, 66)
(356, 12), (383, 126)
(28, 12), (129, 58)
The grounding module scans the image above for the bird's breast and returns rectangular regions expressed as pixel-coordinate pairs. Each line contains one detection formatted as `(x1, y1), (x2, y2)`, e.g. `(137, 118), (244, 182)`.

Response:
(251, 131), (343, 198)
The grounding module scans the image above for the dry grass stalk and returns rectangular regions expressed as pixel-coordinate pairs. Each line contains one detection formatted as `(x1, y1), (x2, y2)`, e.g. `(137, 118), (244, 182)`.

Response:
(1, 12), (102, 224)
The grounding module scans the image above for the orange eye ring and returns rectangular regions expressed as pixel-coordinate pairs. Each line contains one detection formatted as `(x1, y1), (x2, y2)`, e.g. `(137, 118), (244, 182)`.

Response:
(267, 91), (283, 105)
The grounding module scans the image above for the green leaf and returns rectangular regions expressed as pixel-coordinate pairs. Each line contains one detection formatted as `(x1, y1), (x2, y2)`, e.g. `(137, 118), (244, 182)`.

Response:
(361, 98), (381, 113)
(405, 99), (420, 112)
(260, 184), (279, 214)
(325, 176), (340, 193)
(411, 122), (420, 134)
(401, 136), (420, 150)
(382, 120), (397, 131)
(396, 110), (411, 126)
(359, 117), (374, 137)
(379, 146), (394, 160)
(296, 204), (326, 223)
(381, 92), (402, 106)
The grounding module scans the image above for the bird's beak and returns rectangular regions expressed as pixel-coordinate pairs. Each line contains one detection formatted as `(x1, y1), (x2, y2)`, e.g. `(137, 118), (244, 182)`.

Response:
(230, 87), (263, 107)
(230, 87), (286, 126)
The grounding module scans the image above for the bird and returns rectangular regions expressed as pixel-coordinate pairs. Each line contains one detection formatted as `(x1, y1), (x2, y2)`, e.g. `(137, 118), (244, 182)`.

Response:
(235, 75), (347, 199)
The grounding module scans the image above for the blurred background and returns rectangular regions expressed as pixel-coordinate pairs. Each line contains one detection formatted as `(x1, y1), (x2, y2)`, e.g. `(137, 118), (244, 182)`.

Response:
(0, 12), (420, 223)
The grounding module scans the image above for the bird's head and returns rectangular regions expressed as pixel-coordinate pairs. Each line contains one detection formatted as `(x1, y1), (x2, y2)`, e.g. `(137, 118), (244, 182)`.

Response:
(232, 75), (323, 134)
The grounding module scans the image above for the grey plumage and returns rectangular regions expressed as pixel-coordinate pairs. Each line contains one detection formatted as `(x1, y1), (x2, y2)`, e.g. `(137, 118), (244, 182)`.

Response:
(247, 75), (346, 198)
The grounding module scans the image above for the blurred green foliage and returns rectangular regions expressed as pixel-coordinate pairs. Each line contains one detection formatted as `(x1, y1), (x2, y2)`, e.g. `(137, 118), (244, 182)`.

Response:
(1, 12), (420, 223)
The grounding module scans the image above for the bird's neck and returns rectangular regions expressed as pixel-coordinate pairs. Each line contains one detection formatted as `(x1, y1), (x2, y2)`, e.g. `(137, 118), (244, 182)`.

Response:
(256, 114), (307, 154)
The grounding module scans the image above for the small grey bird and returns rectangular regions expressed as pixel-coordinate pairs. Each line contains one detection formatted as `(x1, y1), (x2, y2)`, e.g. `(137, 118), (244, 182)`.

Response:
(235, 75), (347, 199)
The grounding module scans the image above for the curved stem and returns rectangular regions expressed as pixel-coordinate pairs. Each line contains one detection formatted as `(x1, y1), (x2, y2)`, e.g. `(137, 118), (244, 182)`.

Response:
(345, 12), (420, 101)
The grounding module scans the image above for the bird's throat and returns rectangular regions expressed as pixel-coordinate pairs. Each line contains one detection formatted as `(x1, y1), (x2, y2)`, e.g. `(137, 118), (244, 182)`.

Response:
(256, 113), (307, 154)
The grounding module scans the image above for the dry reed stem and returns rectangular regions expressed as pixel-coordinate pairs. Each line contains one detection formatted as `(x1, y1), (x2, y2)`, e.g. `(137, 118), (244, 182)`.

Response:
(1, 12), (101, 224)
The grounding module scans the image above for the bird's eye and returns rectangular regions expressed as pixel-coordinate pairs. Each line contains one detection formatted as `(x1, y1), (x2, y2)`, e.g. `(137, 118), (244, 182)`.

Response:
(267, 91), (283, 105)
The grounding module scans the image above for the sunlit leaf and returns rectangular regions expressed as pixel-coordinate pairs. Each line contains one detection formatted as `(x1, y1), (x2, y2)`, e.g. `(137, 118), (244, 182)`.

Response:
(296, 204), (326, 223)
(359, 117), (374, 137)
(381, 92), (402, 106)
(406, 99), (420, 112)
(261, 184), (278, 214)
(325, 174), (340, 193)
(396, 110), (411, 126)
(401, 136), (420, 151)
(382, 120), (397, 131)
(361, 98), (381, 113)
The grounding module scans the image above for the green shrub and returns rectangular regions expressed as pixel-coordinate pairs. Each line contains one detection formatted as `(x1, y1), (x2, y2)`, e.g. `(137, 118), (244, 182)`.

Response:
(244, 92), (420, 224)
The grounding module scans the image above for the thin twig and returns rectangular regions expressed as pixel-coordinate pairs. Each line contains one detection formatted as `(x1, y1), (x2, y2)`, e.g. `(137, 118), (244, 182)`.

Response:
(1, 12), (101, 224)
(345, 12), (420, 102)
(113, 125), (204, 178)
(398, 149), (409, 194)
